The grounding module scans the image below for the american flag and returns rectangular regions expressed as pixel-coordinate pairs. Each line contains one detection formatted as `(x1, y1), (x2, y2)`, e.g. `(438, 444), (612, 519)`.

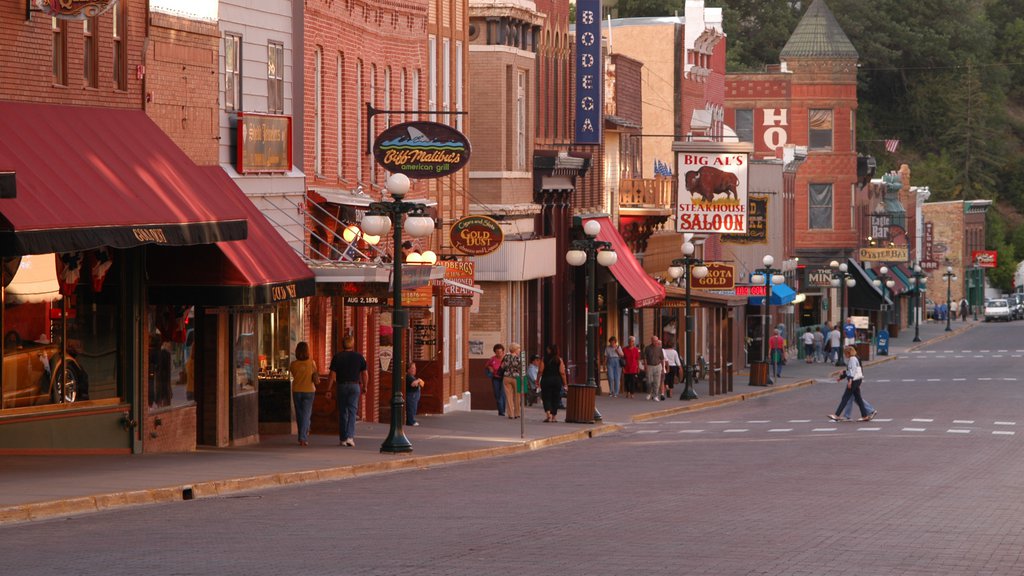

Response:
(654, 159), (673, 177)
(884, 139), (900, 153)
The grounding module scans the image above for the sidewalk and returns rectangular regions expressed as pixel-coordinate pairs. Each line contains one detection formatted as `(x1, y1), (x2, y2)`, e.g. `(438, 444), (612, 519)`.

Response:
(0, 319), (975, 525)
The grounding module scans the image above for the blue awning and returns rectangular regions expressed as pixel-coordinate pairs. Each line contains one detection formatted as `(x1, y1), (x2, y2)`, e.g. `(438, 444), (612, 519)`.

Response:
(748, 282), (796, 306)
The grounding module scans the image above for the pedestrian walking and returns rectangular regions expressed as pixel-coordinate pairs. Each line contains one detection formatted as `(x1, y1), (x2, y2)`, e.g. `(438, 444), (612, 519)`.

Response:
(405, 361), (424, 426)
(622, 336), (640, 398)
(288, 341), (317, 447)
(802, 329), (815, 363)
(485, 343), (507, 416)
(768, 328), (786, 381)
(663, 339), (681, 399)
(813, 326), (825, 363)
(327, 335), (367, 447)
(604, 336), (624, 397)
(828, 345), (875, 422)
(539, 344), (568, 422)
(500, 342), (523, 419)
(643, 336), (665, 401)
(827, 325), (842, 364)
(950, 299), (959, 321)
(960, 297), (969, 322)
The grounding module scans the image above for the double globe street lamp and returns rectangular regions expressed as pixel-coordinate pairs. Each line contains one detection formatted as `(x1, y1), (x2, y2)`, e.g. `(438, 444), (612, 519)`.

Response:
(872, 265), (896, 330)
(907, 263), (928, 342)
(667, 235), (709, 400)
(829, 260), (856, 366)
(942, 265), (957, 332)
(361, 173), (436, 454)
(566, 219), (617, 421)
(751, 255), (785, 383)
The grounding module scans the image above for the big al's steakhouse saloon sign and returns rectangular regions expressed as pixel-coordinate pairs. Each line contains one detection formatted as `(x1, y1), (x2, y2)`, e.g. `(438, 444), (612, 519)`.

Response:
(675, 145), (750, 235)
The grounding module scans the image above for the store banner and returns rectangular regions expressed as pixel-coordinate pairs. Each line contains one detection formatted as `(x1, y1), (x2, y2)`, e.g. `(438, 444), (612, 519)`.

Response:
(574, 0), (602, 145)
(972, 250), (997, 268)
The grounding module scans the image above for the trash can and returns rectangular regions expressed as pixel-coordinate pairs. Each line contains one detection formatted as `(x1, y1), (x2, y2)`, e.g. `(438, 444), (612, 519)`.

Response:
(854, 342), (871, 362)
(749, 361), (770, 386)
(565, 384), (596, 423)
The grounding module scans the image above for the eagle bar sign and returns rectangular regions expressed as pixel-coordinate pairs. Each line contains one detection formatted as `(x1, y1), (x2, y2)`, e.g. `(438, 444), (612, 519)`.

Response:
(574, 0), (602, 145)
(673, 142), (751, 234)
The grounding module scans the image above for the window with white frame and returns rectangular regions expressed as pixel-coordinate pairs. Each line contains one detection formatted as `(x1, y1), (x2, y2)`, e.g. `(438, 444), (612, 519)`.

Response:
(442, 38), (451, 122)
(412, 69), (420, 121)
(515, 69), (527, 171)
(400, 68), (407, 124)
(112, 1), (126, 90)
(225, 34), (241, 111)
(314, 47), (323, 175)
(370, 64), (377, 184)
(428, 36), (437, 121)
(268, 41), (285, 114)
(455, 41), (463, 132)
(809, 183), (833, 230)
(337, 53), (344, 178)
(83, 17), (98, 88)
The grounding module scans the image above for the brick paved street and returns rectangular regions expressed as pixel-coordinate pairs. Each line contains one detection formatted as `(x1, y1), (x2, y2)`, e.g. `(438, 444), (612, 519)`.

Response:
(2, 322), (1023, 575)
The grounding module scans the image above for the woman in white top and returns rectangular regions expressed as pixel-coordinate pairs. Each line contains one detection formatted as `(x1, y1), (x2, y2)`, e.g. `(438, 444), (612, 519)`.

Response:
(829, 345), (876, 422)
(662, 340), (682, 400)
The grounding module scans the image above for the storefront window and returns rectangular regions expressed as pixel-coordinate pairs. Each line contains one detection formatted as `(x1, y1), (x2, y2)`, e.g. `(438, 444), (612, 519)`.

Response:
(147, 304), (194, 410)
(4, 251), (121, 412)
(256, 301), (297, 378)
(233, 311), (257, 395)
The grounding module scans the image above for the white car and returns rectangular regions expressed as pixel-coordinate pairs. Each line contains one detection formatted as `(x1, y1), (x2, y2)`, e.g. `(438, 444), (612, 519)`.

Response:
(985, 299), (1012, 322)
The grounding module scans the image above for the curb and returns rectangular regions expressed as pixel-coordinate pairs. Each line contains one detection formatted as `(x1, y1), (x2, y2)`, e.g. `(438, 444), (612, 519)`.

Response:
(2, 326), (974, 526)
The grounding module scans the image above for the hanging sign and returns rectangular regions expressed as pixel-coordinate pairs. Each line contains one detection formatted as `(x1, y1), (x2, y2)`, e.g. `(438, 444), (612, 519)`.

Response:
(34, 0), (117, 19)
(674, 142), (750, 234)
(450, 215), (503, 256)
(692, 263), (735, 290)
(972, 250), (997, 268)
(373, 121), (471, 178)
(236, 113), (292, 173)
(574, 0), (603, 144)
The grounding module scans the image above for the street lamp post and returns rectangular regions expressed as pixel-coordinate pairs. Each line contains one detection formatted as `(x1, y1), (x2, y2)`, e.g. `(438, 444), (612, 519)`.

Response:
(942, 265), (956, 332)
(872, 265), (896, 331)
(566, 219), (617, 422)
(361, 173), (436, 454)
(908, 263), (927, 343)
(667, 236), (709, 400)
(829, 260), (857, 366)
(752, 255), (785, 384)
(970, 261), (981, 321)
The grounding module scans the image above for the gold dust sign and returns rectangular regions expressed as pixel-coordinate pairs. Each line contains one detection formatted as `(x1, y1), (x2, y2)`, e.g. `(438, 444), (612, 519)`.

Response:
(450, 215), (503, 256)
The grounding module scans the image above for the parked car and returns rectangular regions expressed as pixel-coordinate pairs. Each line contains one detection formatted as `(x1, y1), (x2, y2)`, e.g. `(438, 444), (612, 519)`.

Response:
(984, 299), (1012, 322)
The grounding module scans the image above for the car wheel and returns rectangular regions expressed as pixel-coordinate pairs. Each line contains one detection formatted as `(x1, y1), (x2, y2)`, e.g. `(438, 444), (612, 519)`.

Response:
(50, 356), (80, 404)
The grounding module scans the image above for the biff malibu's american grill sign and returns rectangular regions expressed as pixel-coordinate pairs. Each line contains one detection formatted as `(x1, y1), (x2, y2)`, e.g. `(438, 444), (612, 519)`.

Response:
(673, 142), (752, 234)
(373, 121), (471, 179)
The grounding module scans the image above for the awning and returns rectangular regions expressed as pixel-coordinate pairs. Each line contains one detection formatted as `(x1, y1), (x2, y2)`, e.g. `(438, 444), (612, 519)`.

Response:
(0, 102), (248, 256)
(473, 237), (556, 282)
(584, 216), (665, 308)
(146, 168), (314, 306)
(846, 258), (892, 310)
(747, 282), (796, 306)
(865, 265), (908, 295)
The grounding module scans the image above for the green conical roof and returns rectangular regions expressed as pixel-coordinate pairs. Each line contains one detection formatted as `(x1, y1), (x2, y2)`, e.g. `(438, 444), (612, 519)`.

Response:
(780, 0), (858, 60)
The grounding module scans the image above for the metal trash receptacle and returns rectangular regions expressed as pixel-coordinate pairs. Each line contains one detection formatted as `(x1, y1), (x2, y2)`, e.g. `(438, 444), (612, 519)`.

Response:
(565, 384), (596, 423)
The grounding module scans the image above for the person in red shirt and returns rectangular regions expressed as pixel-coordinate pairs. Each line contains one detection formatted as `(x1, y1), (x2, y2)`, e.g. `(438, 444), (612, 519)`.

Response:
(768, 328), (786, 382)
(621, 335), (641, 398)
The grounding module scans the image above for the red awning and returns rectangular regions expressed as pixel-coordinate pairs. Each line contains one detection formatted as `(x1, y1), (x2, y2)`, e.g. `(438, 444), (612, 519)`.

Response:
(0, 102), (247, 256)
(146, 168), (314, 306)
(584, 216), (665, 308)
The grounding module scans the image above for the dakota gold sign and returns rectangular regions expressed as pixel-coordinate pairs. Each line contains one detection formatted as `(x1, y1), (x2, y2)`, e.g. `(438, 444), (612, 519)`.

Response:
(859, 247), (908, 262)
(34, 0), (116, 19)
(692, 263), (735, 290)
(373, 121), (471, 179)
(450, 215), (503, 256)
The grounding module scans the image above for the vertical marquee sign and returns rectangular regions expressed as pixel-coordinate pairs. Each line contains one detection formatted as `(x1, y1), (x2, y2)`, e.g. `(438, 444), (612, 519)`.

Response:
(574, 0), (602, 145)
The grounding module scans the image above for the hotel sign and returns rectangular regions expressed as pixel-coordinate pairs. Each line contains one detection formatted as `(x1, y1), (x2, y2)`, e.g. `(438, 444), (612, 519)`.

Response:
(34, 0), (116, 19)
(237, 113), (292, 173)
(574, 0), (602, 145)
(373, 121), (471, 179)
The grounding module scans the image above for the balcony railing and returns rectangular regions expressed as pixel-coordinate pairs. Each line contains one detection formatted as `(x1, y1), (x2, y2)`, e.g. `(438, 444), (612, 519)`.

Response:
(618, 176), (674, 209)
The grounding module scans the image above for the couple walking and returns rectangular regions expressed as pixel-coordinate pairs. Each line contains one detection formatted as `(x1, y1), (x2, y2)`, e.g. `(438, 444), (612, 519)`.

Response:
(828, 345), (878, 422)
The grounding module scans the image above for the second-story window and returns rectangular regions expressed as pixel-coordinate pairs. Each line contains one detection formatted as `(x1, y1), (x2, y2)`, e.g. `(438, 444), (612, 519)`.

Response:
(515, 69), (527, 171)
(455, 41), (463, 132)
(809, 109), (833, 150)
(52, 17), (67, 86)
(428, 35), (437, 121)
(112, 0), (127, 90)
(735, 109), (753, 143)
(225, 34), (242, 111)
(83, 17), (98, 88)
(809, 183), (833, 230)
(267, 42), (285, 114)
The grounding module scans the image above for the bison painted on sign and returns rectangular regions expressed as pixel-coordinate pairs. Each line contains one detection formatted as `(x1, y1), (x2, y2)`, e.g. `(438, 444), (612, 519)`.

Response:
(684, 166), (739, 202)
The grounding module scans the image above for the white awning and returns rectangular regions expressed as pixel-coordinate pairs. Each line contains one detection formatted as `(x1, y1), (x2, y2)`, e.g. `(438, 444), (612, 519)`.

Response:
(6, 253), (62, 304)
(472, 237), (556, 281)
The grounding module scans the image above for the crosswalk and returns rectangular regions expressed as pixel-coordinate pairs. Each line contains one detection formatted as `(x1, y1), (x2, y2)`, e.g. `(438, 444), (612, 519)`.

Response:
(627, 418), (1018, 438)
